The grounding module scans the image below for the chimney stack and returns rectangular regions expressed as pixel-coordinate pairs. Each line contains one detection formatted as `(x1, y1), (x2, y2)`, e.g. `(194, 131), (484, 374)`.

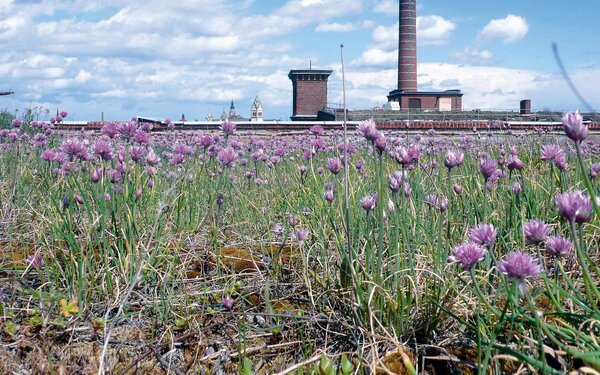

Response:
(398, 0), (417, 92)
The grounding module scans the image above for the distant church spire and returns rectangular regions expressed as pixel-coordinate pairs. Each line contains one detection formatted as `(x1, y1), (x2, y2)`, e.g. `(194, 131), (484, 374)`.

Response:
(250, 95), (264, 122)
(229, 100), (236, 118)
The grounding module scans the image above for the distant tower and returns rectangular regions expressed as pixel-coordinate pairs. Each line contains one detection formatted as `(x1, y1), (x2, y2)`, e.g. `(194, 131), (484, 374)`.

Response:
(398, 0), (417, 92)
(220, 109), (227, 121)
(229, 100), (236, 118)
(250, 96), (264, 122)
(288, 69), (333, 121)
(206, 111), (214, 121)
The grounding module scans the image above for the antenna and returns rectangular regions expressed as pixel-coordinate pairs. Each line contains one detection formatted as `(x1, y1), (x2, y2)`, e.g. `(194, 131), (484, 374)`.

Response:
(340, 43), (355, 290)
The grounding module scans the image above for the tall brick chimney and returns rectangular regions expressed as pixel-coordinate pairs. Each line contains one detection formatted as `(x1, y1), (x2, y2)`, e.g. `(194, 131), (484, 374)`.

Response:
(398, 0), (417, 92)
(288, 69), (333, 121)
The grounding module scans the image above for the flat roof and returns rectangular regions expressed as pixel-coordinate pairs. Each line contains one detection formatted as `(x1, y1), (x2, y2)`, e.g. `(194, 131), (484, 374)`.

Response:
(288, 69), (333, 76)
(388, 89), (463, 97)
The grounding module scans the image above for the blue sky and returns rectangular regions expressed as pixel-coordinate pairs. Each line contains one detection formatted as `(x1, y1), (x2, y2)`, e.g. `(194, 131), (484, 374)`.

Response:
(1, 0), (599, 121)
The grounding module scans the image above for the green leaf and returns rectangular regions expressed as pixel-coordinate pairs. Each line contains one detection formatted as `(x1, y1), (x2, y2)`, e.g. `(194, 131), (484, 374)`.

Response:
(340, 354), (354, 375)
(4, 320), (17, 336)
(242, 357), (252, 375)
(28, 315), (43, 327)
(59, 299), (79, 317)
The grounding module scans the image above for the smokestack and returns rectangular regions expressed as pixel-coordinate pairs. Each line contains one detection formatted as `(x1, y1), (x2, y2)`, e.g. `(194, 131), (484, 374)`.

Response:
(398, 0), (417, 92)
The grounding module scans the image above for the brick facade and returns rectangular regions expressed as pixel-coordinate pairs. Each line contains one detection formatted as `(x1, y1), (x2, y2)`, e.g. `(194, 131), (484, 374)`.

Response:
(289, 70), (332, 121)
(387, 90), (463, 111)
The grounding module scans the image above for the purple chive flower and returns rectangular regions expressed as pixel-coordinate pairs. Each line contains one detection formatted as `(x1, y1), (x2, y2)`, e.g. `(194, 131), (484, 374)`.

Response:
(299, 165), (308, 175)
(444, 149), (464, 170)
(26, 254), (44, 269)
(309, 125), (324, 136)
(387, 198), (395, 213)
(540, 144), (565, 163)
(271, 224), (284, 237)
(169, 153), (185, 166)
(479, 158), (497, 181)
(216, 193), (225, 207)
(222, 297), (234, 310)
(130, 146), (145, 163)
(218, 147), (237, 168)
(146, 149), (160, 166)
(468, 223), (497, 248)
(375, 134), (387, 153)
(326, 157), (343, 175)
(324, 189), (334, 203)
(356, 119), (379, 142)
(133, 130), (151, 145)
(11, 118), (22, 128)
(556, 190), (593, 224)
(41, 148), (62, 163)
(523, 219), (551, 245)
(545, 236), (573, 258)
(33, 133), (47, 147)
(61, 138), (89, 161)
(403, 183), (411, 198)
(453, 184), (462, 195)
(91, 168), (101, 183)
(135, 187), (143, 200)
(562, 110), (588, 142)
(220, 120), (236, 137)
(59, 111), (68, 118)
(61, 195), (70, 209)
(388, 172), (402, 193)
(507, 155), (523, 171)
(512, 182), (521, 195)
(359, 193), (378, 213)
(498, 251), (542, 286)
(355, 158), (365, 171)
(449, 243), (486, 270)
(425, 194), (448, 212)
(172, 144), (194, 156)
(556, 158), (570, 174)
(293, 228), (310, 244)
(590, 163), (600, 180)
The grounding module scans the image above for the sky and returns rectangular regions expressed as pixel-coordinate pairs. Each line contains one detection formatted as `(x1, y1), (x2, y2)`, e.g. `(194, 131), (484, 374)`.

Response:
(1, 0), (599, 121)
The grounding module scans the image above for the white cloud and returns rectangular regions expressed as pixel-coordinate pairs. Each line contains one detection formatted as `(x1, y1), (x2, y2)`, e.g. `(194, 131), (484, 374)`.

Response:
(370, 15), (455, 51)
(452, 47), (494, 65)
(479, 14), (528, 43)
(417, 15), (456, 46)
(354, 48), (397, 66)
(372, 0), (396, 14)
(316, 20), (373, 33)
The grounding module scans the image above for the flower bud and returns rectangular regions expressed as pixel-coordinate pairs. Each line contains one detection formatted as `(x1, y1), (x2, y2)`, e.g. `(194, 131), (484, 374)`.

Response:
(91, 169), (100, 183)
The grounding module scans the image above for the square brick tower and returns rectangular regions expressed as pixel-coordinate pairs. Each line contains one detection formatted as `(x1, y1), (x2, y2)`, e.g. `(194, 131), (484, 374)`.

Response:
(288, 69), (333, 121)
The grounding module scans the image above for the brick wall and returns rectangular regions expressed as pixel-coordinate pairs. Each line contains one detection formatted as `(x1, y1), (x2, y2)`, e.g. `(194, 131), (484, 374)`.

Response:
(294, 80), (328, 116)
(398, 94), (462, 110)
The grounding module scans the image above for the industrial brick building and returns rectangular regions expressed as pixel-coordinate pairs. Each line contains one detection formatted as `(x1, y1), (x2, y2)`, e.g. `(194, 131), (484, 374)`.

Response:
(387, 0), (463, 111)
